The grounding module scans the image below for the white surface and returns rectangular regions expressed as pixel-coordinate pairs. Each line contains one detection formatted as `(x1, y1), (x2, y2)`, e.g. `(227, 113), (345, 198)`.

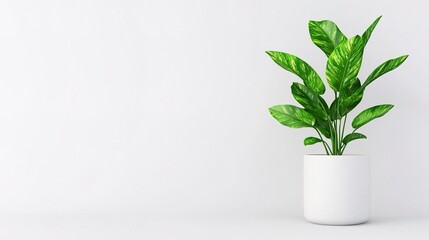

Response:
(0, 0), (428, 233)
(304, 155), (370, 225)
(0, 214), (428, 240)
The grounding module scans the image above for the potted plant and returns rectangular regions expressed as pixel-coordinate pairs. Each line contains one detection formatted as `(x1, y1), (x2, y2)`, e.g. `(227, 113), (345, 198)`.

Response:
(266, 16), (408, 225)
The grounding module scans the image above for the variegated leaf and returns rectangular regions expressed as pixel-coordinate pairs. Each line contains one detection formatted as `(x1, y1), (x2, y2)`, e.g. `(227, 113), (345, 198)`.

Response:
(304, 137), (322, 146)
(314, 118), (331, 139)
(362, 55), (408, 88)
(266, 51), (325, 94)
(330, 78), (363, 120)
(308, 20), (347, 57)
(291, 82), (328, 120)
(337, 88), (364, 118)
(318, 96), (330, 113)
(352, 104), (394, 129)
(342, 133), (367, 145)
(342, 77), (362, 97)
(362, 16), (382, 46)
(326, 36), (364, 92)
(269, 105), (315, 128)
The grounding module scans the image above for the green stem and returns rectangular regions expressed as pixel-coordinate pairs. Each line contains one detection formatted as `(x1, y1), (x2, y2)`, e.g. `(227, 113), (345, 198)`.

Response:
(314, 128), (331, 155)
(333, 92), (340, 155)
(337, 118), (342, 153)
(327, 119), (335, 155)
(329, 126), (335, 155)
(332, 120), (337, 155)
(340, 114), (347, 148)
(340, 127), (356, 154)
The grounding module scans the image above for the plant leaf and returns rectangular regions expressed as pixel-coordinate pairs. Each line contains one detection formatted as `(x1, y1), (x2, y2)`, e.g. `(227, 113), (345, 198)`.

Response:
(342, 133), (367, 145)
(266, 51), (325, 94)
(308, 20), (347, 57)
(314, 118), (331, 139)
(326, 36), (365, 92)
(304, 137), (322, 146)
(291, 82), (319, 105)
(338, 88), (364, 117)
(318, 96), (330, 113)
(291, 82), (328, 120)
(362, 16), (382, 46)
(329, 99), (341, 120)
(352, 104), (394, 129)
(362, 55), (409, 88)
(330, 79), (363, 120)
(342, 78), (362, 97)
(269, 105), (315, 128)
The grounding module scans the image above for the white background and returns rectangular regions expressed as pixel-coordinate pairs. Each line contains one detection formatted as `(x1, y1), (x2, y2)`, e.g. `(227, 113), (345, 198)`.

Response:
(0, 0), (428, 239)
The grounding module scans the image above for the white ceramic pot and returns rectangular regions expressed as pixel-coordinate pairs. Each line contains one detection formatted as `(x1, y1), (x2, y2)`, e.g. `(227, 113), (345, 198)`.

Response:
(303, 155), (370, 225)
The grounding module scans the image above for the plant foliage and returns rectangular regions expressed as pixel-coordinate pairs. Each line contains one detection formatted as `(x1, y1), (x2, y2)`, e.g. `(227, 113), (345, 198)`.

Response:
(267, 16), (408, 155)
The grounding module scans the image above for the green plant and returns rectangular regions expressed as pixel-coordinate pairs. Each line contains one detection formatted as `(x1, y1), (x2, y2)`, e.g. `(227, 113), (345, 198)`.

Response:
(266, 16), (408, 155)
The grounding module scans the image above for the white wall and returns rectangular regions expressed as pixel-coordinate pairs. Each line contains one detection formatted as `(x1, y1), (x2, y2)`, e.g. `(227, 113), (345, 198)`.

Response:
(0, 0), (427, 218)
